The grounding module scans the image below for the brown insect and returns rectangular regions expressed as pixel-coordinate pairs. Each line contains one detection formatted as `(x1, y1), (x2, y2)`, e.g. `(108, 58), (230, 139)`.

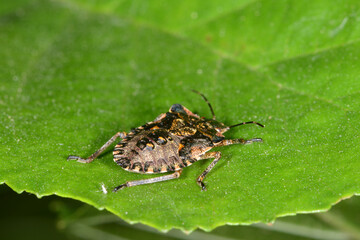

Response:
(68, 90), (264, 192)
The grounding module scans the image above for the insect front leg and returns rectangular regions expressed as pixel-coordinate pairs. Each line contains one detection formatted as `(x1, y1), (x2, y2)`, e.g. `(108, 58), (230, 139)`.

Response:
(195, 138), (262, 190)
(196, 151), (221, 191)
(113, 170), (183, 192)
(67, 132), (127, 163)
(214, 138), (263, 147)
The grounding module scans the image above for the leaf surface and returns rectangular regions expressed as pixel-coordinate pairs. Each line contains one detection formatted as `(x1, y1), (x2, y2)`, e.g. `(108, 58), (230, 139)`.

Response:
(1, 0), (360, 232)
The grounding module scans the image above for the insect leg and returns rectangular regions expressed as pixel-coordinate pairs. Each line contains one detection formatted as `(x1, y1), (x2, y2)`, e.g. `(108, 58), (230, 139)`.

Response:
(113, 170), (182, 192)
(215, 138), (263, 147)
(67, 132), (127, 163)
(195, 138), (262, 191)
(196, 151), (221, 191)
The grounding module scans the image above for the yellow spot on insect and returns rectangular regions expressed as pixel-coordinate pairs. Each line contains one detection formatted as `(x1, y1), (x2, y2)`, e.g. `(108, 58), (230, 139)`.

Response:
(133, 166), (140, 172)
(178, 143), (185, 151)
(146, 167), (154, 173)
(171, 119), (185, 130)
(113, 150), (120, 155)
(146, 143), (154, 148)
(174, 164), (181, 170)
(151, 126), (160, 130)
(186, 160), (192, 166)
(160, 166), (167, 172)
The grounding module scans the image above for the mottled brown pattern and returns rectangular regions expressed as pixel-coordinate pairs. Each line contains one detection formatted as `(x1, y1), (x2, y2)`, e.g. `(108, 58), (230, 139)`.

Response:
(68, 91), (264, 191)
(114, 129), (184, 174)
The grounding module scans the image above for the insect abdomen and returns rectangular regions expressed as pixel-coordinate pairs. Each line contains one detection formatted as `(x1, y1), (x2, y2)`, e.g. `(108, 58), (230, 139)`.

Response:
(113, 129), (190, 174)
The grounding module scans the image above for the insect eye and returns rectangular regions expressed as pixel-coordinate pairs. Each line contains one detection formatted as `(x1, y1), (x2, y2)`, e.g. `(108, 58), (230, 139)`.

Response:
(170, 104), (186, 114)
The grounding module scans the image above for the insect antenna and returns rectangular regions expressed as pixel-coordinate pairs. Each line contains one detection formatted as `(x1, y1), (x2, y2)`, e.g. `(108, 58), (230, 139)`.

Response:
(229, 121), (264, 128)
(191, 90), (216, 120)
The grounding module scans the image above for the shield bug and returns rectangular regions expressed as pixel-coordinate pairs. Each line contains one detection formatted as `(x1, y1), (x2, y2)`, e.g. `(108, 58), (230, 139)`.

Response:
(68, 90), (264, 191)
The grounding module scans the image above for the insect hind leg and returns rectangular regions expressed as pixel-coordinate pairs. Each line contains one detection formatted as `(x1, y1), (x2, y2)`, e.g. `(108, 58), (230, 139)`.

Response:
(67, 132), (127, 163)
(113, 170), (182, 192)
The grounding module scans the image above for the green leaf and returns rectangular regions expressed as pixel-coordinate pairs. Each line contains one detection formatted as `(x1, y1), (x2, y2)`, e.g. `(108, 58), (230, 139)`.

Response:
(1, 0), (360, 232)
